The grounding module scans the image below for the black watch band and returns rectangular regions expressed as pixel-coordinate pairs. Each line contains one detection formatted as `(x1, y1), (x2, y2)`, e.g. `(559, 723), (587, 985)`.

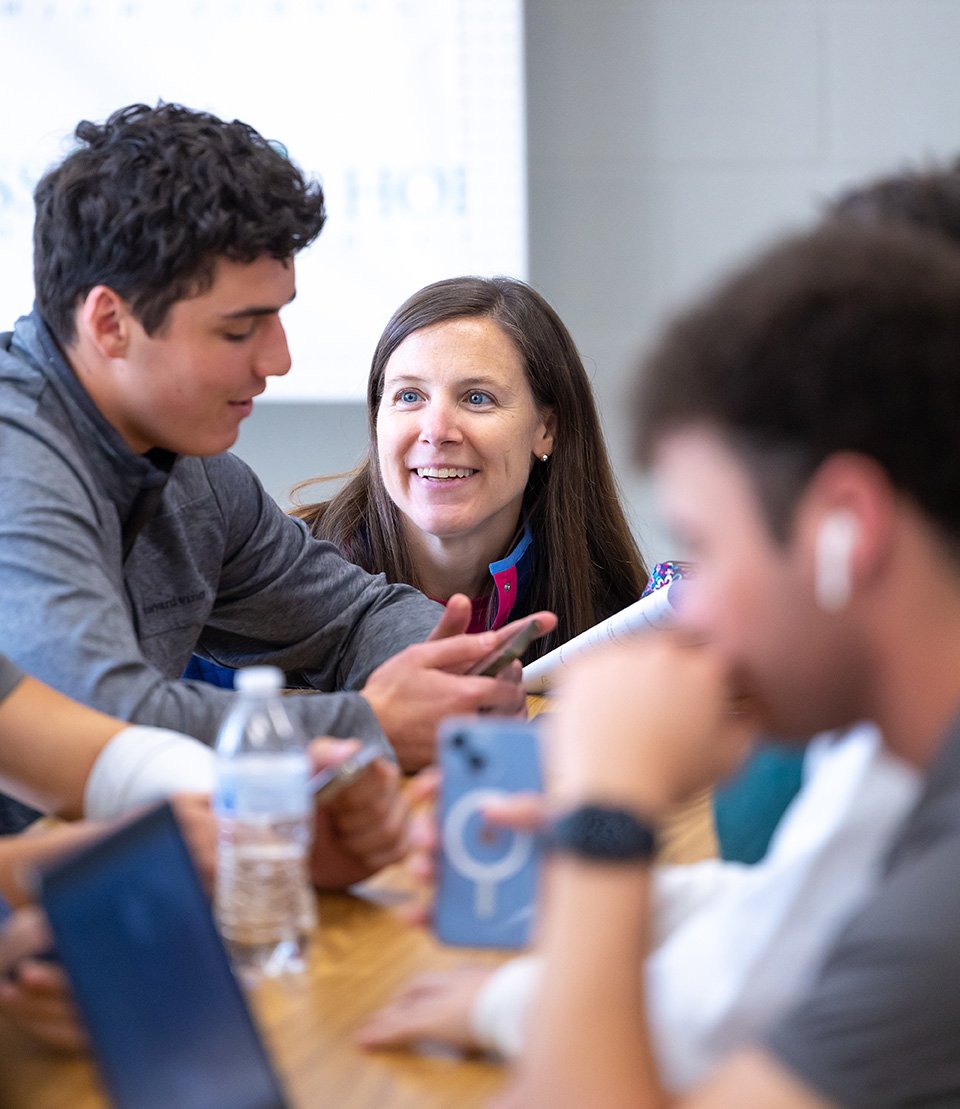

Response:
(544, 803), (658, 863)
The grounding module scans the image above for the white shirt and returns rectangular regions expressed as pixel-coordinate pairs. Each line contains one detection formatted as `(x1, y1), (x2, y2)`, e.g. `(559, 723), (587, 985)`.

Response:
(471, 724), (920, 1091)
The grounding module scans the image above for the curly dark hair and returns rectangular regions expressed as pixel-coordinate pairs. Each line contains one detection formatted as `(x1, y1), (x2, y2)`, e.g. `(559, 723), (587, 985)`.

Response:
(33, 102), (327, 344)
(634, 221), (960, 547)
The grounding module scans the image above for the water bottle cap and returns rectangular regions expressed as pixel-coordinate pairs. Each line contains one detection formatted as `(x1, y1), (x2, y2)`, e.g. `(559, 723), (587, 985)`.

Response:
(234, 666), (284, 694)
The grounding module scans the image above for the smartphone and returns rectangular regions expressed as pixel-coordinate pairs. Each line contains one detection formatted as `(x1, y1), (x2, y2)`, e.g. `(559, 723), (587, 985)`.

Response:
(434, 717), (543, 948)
(467, 618), (542, 677)
(307, 744), (381, 804)
(37, 802), (288, 1109)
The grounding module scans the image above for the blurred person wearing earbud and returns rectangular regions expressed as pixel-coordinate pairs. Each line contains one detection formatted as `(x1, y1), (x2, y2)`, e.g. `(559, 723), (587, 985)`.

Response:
(494, 207), (960, 1104)
(360, 162), (960, 1096)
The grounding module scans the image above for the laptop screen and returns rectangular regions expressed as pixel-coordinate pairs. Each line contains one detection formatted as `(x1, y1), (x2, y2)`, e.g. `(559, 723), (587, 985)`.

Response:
(38, 802), (288, 1109)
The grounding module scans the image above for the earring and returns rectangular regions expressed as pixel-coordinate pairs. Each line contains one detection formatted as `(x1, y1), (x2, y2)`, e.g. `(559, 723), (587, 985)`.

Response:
(814, 510), (858, 613)
(540, 454), (550, 463)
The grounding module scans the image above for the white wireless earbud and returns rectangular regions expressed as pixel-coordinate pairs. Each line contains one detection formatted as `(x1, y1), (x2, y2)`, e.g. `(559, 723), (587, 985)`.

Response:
(814, 510), (858, 613)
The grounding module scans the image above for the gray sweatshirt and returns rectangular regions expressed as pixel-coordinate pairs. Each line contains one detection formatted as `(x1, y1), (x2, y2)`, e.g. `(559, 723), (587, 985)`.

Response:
(0, 311), (440, 748)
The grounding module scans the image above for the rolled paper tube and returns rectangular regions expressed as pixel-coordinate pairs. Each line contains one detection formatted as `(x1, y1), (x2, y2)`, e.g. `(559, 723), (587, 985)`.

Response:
(522, 577), (687, 694)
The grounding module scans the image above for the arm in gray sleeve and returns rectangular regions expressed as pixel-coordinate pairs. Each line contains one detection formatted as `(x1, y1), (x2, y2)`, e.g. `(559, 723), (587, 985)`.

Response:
(192, 453), (442, 695)
(0, 434), (439, 746)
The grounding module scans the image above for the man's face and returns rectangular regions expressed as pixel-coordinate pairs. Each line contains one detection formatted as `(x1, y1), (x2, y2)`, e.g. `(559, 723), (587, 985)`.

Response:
(94, 255), (295, 456)
(655, 427), (863, 739)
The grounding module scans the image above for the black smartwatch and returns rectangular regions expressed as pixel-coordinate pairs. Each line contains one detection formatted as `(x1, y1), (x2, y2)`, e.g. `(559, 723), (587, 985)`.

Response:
(544, 803), (658, 863)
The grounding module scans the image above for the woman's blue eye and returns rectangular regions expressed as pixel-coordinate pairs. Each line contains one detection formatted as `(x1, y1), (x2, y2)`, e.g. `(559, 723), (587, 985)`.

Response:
(467, 391), (493, 405)
(398, 389), (420, 404)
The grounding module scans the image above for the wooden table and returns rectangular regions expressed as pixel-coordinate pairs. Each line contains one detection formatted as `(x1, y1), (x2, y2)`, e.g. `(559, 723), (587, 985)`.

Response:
(0, 878), (511, 1109)
(0, 701), (718, 1109)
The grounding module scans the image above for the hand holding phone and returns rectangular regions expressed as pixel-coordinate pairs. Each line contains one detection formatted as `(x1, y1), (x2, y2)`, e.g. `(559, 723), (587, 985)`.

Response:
(307, 745), (381, 805)
(434, 718), (543, 948)
(467, 619), (542, 678)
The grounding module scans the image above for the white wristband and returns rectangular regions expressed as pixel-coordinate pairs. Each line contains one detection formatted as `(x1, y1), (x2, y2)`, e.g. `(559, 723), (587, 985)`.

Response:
(83, 726), (216, 821)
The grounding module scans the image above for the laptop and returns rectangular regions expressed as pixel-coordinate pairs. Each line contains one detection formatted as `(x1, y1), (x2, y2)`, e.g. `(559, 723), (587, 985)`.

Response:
(37, 802), (288, 1109)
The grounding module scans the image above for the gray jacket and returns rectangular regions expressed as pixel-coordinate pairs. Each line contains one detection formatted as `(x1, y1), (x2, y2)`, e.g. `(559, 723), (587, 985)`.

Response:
(0, 311), (440, 747)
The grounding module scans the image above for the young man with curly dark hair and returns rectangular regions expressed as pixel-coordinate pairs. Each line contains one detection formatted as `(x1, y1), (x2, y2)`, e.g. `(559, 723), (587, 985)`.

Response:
(0, 103), (541, 847)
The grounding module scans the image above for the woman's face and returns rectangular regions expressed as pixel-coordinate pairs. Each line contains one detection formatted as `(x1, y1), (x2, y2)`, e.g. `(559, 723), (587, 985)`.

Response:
(376, 316), (554, 552)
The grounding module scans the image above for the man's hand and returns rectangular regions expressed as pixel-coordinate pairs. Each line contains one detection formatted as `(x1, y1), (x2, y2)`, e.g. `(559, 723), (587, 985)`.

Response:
(546, 634), (758, 818)
(0, 906), (86, 1052)
(357, 964), (495, 1053)
(308, 739), (410, 890)
(361, 597), (557, 772)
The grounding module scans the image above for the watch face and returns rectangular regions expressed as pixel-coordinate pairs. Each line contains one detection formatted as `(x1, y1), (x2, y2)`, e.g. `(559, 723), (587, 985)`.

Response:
(548, 804), (657, 862)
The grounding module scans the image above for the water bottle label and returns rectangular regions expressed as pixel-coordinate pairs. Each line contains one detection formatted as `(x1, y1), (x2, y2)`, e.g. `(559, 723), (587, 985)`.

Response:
(214, 754), (310, 819)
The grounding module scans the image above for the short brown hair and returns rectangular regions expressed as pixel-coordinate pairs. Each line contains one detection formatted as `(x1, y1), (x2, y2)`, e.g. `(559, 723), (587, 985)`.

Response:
(635, 221), (960, 547)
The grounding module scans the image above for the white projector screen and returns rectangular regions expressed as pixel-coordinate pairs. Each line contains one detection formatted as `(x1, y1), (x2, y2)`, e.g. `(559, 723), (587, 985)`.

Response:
(0, 0), (527, 402)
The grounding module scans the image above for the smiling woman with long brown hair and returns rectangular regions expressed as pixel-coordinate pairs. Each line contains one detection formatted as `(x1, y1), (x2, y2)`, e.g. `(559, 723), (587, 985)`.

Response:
(293, 275), (649, 662)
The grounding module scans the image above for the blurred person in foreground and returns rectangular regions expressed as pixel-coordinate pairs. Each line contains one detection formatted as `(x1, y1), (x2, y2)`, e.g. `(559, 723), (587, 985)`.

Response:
(497, 217), (960, 1105)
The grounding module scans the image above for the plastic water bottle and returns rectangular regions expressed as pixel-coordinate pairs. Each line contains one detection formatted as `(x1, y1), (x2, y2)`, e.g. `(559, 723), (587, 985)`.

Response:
(213, 666), (316, 981)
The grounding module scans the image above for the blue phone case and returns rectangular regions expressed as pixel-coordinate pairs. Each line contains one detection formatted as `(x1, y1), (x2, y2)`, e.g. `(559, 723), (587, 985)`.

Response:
(434, 717), (543, 948)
